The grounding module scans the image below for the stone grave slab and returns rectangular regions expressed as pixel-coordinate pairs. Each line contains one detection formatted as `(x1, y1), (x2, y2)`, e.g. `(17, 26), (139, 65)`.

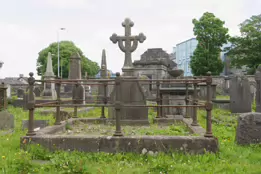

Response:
(22, 120), (49, 130)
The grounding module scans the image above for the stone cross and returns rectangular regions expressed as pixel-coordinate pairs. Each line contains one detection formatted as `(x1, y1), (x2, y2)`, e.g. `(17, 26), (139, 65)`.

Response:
(110, 18), (146, 76)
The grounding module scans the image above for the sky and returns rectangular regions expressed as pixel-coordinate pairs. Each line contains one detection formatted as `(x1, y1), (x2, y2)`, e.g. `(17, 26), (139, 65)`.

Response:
(0, 0), (260, 79)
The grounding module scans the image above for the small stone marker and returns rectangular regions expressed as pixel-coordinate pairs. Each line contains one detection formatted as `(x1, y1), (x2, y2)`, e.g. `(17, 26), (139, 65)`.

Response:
(72, 83), (85, 104)
(22, 120), (49, 130)
(236, 113), (261, 145)
(0, 111), (14, 130)
(17, 89), (24, 98)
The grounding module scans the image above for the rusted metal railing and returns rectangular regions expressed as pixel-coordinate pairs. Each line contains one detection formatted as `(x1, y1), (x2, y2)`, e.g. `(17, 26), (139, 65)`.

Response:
(26, 71), (213, 138)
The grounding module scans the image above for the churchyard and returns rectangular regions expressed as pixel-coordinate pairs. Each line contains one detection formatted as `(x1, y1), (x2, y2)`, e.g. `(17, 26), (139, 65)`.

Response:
(1, 18), (261, 174)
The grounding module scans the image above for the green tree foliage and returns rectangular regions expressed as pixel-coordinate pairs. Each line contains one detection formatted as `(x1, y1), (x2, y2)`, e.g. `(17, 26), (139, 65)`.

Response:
(190, 12), (229, 76)
(225, 14), (261, 75)
(36, 41), (99, 78)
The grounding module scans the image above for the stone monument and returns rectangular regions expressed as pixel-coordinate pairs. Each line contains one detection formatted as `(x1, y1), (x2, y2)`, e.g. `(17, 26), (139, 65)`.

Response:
(108, 18), (148, 122)
(97, 49), (108, 103)
(255, 65), (261, 112)
(69, 52), (85, 104)
(0, 62), (14, 130)
(230, 75), (252, 113)
(42, 52), (57, 100)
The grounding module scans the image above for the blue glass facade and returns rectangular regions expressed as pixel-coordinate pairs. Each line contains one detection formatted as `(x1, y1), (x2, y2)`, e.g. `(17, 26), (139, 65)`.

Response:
(175, 38), (231, 76)
(95, 69), (116, 79)
(175, 38), (198, 76)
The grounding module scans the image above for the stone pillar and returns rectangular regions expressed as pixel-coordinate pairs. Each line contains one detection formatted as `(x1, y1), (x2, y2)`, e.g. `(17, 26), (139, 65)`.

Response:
(69, 52), (82, 80)
(42, 52), (57, 100)
(255, 65), (261, 112)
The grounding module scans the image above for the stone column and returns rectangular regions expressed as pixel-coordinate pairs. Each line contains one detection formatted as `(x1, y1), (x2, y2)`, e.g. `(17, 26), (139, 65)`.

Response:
(42, 52), (57, 100)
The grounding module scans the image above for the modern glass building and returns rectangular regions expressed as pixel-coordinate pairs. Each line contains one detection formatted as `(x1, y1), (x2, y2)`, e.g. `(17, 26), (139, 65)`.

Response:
(175, 38), (232, 76)
(95, 69), (116, 79)
(175, 38), (198, 76)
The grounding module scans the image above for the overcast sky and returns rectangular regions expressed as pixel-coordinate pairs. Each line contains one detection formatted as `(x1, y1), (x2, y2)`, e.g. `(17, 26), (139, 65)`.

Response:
(0, 0), (260, 79)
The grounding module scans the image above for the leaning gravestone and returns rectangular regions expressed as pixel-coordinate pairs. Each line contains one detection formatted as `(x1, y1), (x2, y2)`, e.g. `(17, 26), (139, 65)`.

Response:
(230, 75), (252, 113)
(0, 111), (14, 130)
(236, 112), (261, 145)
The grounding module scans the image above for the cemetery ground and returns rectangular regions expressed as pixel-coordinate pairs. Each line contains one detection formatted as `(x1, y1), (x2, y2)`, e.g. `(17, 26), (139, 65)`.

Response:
(1, 106), (261, 173)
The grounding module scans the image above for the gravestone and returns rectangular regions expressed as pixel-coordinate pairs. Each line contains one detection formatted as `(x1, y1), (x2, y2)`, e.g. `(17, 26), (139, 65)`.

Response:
(22, 120), (49, 130)
(230, 75), (252, 113)
(255, 65), (261, 112)
(42, 52), (57, 100)
(97, 50), (108, 103)
(17, 89), (24, 98)
(0, 111), (14, 130)
(72, 83), (85, 104)
(33, 87), (41, 97)
(108, 18), (148, 122)
(236, 113), (261, 145)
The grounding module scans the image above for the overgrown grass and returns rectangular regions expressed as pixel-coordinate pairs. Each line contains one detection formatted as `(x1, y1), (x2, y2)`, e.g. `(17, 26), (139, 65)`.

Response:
(1, 106), (261, 173)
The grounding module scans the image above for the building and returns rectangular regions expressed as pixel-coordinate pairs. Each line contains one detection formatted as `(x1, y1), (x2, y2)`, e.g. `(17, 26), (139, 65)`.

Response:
(95, 69), (116, 79)
(175, 38), (198, 76)
(175, 38), (245, 76)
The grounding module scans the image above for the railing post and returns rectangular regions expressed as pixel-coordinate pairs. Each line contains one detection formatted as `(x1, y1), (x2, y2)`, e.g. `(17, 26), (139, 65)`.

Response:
(184, 82), (190, 118)
(55, 77), (61, 125)
(26, 72), (36, 136)
(204, 72), (213, 137)
(156, 80), (161, 118)
(191, 77), (199, 126)
(100, 82), (107, 119)
(113, 72), (123, 136)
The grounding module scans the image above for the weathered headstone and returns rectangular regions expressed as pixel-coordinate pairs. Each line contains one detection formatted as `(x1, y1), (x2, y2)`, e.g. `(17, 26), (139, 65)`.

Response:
(230, 75), (252, 113)
(255, 65), (261, 112)
(22, 120), (49, 130)
(33, 87), (41, 97)
(17, 88), (24, 98)
(72, 83), (85, 104)
(236, 113), (261, 145)
(0, 111), (14, 130)
(42, 52), (57, 100)
(97, 50), (108, 103)
(108, 18), (148, 122)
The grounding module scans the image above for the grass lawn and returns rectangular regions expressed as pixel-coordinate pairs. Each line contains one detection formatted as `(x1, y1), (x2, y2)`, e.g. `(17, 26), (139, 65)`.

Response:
(1, 107), (261, 173)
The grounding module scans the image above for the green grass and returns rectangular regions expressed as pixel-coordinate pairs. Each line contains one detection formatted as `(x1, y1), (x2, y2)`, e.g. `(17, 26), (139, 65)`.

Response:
(1, 107), (261, 173)
(216, 95), (230, 100)
(59, 121), (192, 136)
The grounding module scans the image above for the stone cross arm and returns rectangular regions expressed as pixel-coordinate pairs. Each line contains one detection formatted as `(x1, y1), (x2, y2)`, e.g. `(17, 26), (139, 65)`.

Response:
(110, 33), (146, 53)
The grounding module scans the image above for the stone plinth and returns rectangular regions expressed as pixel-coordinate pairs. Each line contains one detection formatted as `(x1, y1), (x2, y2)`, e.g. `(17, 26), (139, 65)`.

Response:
(160, 87), (196, 117)
(108, 76), (148, 123)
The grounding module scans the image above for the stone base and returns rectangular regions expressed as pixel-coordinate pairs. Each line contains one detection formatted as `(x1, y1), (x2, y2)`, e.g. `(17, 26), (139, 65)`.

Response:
(108, 76), (148, 121)
(20, 118), (218, 154)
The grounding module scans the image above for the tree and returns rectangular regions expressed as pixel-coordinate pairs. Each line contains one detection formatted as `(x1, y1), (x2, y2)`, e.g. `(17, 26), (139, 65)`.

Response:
(36, 41), (99, 78)
(225, 14), (261, 75)
(190, 12), (229, 76)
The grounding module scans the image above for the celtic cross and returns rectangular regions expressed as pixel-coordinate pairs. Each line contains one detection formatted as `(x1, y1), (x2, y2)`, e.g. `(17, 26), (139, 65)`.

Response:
(110, 18), (146, 75)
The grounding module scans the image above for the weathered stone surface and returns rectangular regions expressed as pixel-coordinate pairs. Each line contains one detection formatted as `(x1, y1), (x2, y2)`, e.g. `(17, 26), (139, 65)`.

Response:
(22, 120), (49, 130)
(230, 76), (252, 113)
(21, 135), (218, 154)
(0, 111), (14, 130)
(72, 84), (85, 104)
(236, 113), (261, 145)
(108, 76), (148, 122)
(17, 89), (24, 98)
